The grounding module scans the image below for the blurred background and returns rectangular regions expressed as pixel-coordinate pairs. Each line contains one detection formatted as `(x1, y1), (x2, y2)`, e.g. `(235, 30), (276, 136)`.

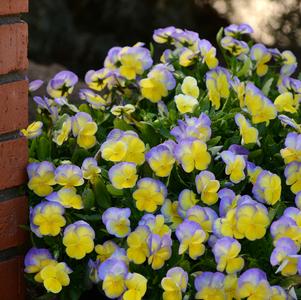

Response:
(26, 0), (301, 81)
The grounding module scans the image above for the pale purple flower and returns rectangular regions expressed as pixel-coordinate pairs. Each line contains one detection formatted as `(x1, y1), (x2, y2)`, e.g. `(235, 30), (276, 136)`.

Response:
(270, 237), (299, 266)
(47, 70), (78, 98)
(24, 248), (53, 273)
(102, 207), (131, 238)
(29, 80), (43, 92)
(224, 23), (253, 36)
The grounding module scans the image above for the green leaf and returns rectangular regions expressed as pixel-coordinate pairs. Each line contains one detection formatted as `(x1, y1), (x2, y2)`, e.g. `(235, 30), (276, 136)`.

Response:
(93, 177), (111, 209)
(82, 187), (95, 210)
(37, 136), (51, 160)
(113, 118), (134, 131)
(73, 213), (101, 222)
(79, 104), (92, 114)
(216, 27), (224, 45)
(236, 57), (251, 77)
(106, 184), (124, 196)
(262, 78), (274, 96)
(207, 136), (221, 147)
(71, 148), (90, 165)
(136, 121), (160, 146)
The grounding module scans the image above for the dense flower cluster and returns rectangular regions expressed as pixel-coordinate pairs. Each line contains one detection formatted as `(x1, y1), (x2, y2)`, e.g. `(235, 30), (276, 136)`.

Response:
(24, 24), (301, 299)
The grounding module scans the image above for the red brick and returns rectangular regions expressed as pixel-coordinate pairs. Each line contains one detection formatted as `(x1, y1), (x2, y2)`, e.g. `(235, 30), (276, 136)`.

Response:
(0, 80), (28, 134)
(0, 138), (28, 189)
(0, 196), (28, 250)
(0, 0), (28, 16)
(0, 256), (25, 300)
(0, 23), (28, 75)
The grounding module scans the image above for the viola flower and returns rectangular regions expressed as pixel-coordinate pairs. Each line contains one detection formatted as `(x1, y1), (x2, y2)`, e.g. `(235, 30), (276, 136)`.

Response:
(206, 67), (230, 109)
(220, 150), (246, 183)
(24, 248), (55, 276)
(252, 171), (281, 205)
(278, 75), (301, 91)
(63, 221), (95, 260)
(247, 162), (263, 184)
(250, 44), (272, 76)
(31, 202), (66, 236)
(84, 68), (112, 91)
(176, 219), (206, 259)
(161, 267), (188, 300)
(224, 23), (254, 37)
(244, 82), (277, 124)
(161, 199), (183, 229)
(108, 162), (138, 189)
(72, 112), (97, 149)
(95, 240), (118, 262)
(39, 262), (72, 294)
(123, 272), (147, 300)
(170, 113), (212, 143)
(186, 205), (218, 238)
(198, 39), (219, 69)
(21, 121), (43, 139)
(280, 50), (297, 77)
(80, 157), (101, 184)
(237, 268), (271, 299)
(101, 130), (145, 165)
(270, 237), (300, 276)
(174, 94), (198, 114)
(104, 46), (122, 70)
(235, 113), (259, 145)
(221, 36), (249, 56)
(270, 213), (301, 245)
(79, 89), (107, 109)
(279, 115), (301, 134)
(146, 144), (175, 177)
(179, 47), (198, 67)
(102, 207), (131, 238)
(111, 104), (135, 117)
(153, 26), (178, 43)
(47, 70), (78, 98)
(140, 64), (176, 103)
(33, 96), (59, 119)
(98, 258), (128, 299)
(235, 202), (270, 240)
(280, 132), (301, 164)
(274, 92), (299, 113)
(126, 226), (150, 264)
(218, 188), (238, 217)
(195, 171), (220, 205)
(194, 271), (226, 300)
(177, 189), (199, 217)
(55, 164), (84, 187)
(120, 132), (146, 165)
(52, 117), (72, 146)
(212, 237), (244, 274)
(174, 138), (211, 173)
(147, 233), (172, 270)
(284, 162), (301, 194)
(46, 187), (83, 209)
(133, 178), (167, 213)
(29, 79), (43, 92)
(139, 214), (171, 237)
(101, 136), (127, 162)
(181, 76), (199, 98)
(270, 286), (288, 299)
(27, 161), (56, 197)
(231, 77), (246, 108)
(118, 45), (153, 80)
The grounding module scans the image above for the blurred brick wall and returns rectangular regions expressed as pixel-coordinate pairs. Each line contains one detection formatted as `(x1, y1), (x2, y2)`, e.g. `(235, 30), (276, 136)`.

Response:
(0, 1), (28, 299)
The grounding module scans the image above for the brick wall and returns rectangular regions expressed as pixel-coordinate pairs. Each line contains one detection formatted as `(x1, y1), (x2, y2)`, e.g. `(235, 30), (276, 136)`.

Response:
(0, 1), (28, 299)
